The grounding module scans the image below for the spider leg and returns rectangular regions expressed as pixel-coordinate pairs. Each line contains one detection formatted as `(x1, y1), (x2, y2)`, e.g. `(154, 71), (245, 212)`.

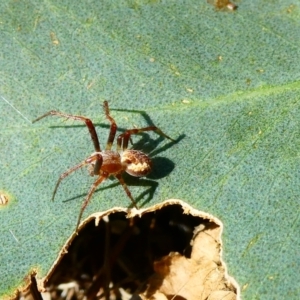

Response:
(103, 101), (117, 150)
(117, 126), (174, 151)
(33, 111), (101, 153)
(52, 153), (102, 202)
(76, 174), (108, 232)
(115, 173), (138, 209)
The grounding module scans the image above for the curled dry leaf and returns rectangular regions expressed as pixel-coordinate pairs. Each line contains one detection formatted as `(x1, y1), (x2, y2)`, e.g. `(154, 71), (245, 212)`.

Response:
(33, 200), (238, 300)
(142, 223), (237, 300)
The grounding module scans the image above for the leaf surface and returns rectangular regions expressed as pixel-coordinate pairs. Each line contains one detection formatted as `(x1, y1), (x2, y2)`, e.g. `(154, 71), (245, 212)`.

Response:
(0, 0), (300, 298)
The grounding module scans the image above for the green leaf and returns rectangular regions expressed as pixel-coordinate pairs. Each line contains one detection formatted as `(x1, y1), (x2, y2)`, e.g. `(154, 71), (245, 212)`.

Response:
(1, 0), (299, 298)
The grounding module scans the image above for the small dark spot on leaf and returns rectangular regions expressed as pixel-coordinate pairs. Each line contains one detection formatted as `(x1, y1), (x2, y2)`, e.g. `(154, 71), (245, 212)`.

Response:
(0, 192), (9, 206)
(208, 0), (238, 11)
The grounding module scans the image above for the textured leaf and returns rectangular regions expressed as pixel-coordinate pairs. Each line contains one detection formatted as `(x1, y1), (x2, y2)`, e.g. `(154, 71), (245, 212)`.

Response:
(1, 0), (300, 298)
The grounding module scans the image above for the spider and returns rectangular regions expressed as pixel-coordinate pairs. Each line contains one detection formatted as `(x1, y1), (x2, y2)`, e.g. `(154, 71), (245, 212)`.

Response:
(33, 101), (173, 231)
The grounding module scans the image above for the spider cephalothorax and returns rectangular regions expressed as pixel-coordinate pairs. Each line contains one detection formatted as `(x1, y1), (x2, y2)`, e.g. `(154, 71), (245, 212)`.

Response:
(33, 101), (173, 231)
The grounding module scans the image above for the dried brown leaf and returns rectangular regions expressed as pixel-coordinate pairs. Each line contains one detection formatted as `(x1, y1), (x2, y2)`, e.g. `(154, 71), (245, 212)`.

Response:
(142, 214), (237, 300)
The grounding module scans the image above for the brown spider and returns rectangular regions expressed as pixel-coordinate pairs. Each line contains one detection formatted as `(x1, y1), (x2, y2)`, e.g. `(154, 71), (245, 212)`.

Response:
(33, 101), (173, 231)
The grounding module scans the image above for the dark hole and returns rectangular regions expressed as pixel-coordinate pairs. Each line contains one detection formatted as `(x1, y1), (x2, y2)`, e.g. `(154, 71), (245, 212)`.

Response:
(46, 204), (211, 299)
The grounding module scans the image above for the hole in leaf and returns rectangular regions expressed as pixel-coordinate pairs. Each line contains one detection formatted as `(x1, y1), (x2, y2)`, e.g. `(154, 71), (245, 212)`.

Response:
(43, 200), (239, 299)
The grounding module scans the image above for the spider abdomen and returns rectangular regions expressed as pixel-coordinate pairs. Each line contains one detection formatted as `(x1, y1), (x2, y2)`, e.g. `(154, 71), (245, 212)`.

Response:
(121, 149), (152, 177)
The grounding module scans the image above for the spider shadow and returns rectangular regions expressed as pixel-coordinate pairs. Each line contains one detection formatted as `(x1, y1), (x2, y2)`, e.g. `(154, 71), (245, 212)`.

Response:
(62, 144), (180, 207)
(112, 105), (185, 159)
(62, 176), (157, 207)
(50, 122), (184, 159)
(94, 175), (160, 206)
(49, 105), (183, 157)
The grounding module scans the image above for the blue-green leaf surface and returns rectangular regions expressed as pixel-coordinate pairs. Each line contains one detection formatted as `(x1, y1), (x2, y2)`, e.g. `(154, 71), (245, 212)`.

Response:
(1, 0), (300, 298)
